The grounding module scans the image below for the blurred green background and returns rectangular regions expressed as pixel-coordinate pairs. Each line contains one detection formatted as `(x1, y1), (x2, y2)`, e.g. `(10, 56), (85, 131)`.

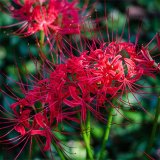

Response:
(0, 0), (160, 159)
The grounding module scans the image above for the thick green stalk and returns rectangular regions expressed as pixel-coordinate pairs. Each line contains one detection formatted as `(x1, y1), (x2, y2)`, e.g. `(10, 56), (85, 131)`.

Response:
(40, 30), (45, 48)
(97, 107), (114, 160)
(81, 118), (93, 160)
(86, 110), (91, 144)
(81, 124), (93, 160)
(146, 96), (160, 153)
(39, 30), (47, 62)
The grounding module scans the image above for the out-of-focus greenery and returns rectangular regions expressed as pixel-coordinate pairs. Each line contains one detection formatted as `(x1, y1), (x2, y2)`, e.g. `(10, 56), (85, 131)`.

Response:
(0, 0), (160, 160)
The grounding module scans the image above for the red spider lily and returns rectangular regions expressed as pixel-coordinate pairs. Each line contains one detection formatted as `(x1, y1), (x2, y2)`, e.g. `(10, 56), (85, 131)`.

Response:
(105, 42), (157, 95)
(0, 64), (83, 159)
(47, 37), (159, 120)
(1, 35), (158, 158)
(0, 101), (68, 159)
(62, 34), (159, 109)
(6, 0), (82, 41)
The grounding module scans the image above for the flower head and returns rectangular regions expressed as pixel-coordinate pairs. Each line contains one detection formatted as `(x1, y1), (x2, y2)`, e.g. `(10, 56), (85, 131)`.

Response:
(8, 0), (81, 39)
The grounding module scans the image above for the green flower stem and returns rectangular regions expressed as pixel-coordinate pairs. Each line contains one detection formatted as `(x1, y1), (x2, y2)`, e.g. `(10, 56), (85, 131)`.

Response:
(39, 30), (47, 62)
(86, 110), (91, 144)
(40, 30), (45, 48)
(81, 124), (93, 160)
(97, 107), (114, 160)
(146, 96), (160, 153)
(81, 112), (93, 160)
(86, 111), (91, 159)
(53, 142), (66, 160)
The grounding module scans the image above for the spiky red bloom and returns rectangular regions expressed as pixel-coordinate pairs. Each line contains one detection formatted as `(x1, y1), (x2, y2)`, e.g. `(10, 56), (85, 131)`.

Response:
(11, 39), (158, 123)
(8, 0), (81, 38)
(0, 105), (64, 158)
(0, 39), (159, 159)
(0, 63), (82, 159)
(6, 40), (159, 123)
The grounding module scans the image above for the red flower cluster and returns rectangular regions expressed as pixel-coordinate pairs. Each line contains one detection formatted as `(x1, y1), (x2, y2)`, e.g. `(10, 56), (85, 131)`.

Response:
(0, 0), (160, 159)
(0, 40), (158, 158)
(8, 0), (81, 37)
